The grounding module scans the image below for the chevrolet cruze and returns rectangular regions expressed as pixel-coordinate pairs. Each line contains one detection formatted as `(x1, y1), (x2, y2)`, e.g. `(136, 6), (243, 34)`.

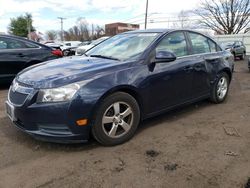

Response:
(6, 29), (234, 145)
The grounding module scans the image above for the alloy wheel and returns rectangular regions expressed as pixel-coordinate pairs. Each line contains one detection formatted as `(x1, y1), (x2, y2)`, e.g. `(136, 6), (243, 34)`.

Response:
(217, 77), (228, 100)
(102, 102), (134, 138)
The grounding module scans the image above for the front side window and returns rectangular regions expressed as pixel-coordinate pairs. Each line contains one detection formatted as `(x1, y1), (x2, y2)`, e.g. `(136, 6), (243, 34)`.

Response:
(0, 37), (36, 49)
(156, 32), (188, 57)
(0, 38), (7, 49)
(189, 32), (210, 54)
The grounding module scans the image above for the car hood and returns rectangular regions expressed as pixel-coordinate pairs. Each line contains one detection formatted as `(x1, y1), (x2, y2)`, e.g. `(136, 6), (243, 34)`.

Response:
(16, 56), (126, 88)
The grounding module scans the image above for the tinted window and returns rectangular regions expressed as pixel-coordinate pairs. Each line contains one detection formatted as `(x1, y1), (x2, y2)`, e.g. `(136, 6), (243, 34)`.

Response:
(0, 38), (26, 49)
(156, 32), (188, 57)
(189, 33), (210, 54)
(0, 37), (39, 49)
(25, 42), (39, 48)
(0, 40), (7, 49)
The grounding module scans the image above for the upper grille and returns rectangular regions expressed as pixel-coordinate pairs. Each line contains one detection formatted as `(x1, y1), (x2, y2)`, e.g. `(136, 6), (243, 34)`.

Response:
(9, 90), (29, 105)
(8, 81), (33, 105)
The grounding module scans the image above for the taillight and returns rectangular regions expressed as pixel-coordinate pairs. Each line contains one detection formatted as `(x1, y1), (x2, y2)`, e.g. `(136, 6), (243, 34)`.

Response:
(51, 49), (63, 57)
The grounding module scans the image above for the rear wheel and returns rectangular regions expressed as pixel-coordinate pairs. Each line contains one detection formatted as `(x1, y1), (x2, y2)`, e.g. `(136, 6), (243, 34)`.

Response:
(92, 92), (140, 146)
(233, 52), (236, 60)
(210, 72), (229, 103)
(240, 52), (246, 60)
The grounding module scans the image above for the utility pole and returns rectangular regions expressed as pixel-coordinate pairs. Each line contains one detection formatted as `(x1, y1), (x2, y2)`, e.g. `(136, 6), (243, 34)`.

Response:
(145, 0), (149, 29)
(58, 17), (66, 42)
(92, 24), (94, 39)
(27, 19), (31, 40)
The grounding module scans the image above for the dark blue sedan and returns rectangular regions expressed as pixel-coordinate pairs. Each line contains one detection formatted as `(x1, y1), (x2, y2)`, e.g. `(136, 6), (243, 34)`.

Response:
(5, 29), (234, 145)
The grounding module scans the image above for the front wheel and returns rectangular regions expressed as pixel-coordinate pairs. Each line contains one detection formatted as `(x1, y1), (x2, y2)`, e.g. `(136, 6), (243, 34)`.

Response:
(210, 72), (230, 103)
(92, 92), (140, 146)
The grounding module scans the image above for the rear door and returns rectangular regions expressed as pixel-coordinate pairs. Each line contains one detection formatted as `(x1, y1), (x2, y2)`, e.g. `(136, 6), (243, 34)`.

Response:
(0, 36), (30, 78)
(187, 31), (222, 97)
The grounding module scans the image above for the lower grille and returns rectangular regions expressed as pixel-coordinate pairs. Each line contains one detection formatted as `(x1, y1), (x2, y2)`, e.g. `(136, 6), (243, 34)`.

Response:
(37, 124), (71, 135)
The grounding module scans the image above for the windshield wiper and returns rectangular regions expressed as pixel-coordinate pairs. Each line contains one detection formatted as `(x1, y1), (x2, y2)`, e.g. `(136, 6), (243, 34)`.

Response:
(90, 54), (120, 61)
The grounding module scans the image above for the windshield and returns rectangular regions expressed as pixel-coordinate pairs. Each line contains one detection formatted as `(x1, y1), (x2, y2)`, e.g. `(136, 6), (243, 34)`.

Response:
(86, 33), (159, 61)
(91, 37), (109, 45)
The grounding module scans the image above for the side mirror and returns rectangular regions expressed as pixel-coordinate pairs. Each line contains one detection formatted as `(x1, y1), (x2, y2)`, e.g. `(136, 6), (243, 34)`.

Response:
(154, 50), (177, 63)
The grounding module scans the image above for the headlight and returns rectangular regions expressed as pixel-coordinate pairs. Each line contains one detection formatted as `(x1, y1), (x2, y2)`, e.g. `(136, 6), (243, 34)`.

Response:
(37, 83), (80, 103)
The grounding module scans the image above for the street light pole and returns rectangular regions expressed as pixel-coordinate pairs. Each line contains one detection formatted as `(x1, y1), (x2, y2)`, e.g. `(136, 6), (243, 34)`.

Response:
(145, 0), (148, 29)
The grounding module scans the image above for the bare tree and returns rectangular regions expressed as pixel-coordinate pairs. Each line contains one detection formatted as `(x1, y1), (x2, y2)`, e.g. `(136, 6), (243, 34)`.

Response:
(173, 10), (193, 29)
(45, 30), (58, 40)
(95, 25), (105, 38)
(64, 18), (104, 41)
(77, 18), (90, 41)
(194, 0), (250, 34)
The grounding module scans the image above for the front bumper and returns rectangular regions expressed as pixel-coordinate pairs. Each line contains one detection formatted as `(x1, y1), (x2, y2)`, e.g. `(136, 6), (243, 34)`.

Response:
(6, 84), (94, 143)
(13, 120), (88, 143)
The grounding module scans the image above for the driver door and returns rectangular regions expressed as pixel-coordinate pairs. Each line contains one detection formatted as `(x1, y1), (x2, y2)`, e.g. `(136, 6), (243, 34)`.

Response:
(145, 31), (196, 114)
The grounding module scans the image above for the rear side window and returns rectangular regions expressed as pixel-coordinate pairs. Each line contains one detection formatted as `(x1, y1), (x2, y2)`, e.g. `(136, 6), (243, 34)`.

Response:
(208, 40), (217, 53)
(25, 42), (39, 48)
(156, 32), (188, 57)
(189, 32), (210, 54)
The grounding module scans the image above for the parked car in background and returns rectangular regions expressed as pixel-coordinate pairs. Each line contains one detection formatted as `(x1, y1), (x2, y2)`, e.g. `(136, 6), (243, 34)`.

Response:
(6, 29), (234, 145)
(221, 41), (246, 60)
(61, 41), (82, 56)
(75, 36), (110, 55)
(0, 34), (62, 83)
(44, 41), (62, 51)
(79, 41), (91, 46)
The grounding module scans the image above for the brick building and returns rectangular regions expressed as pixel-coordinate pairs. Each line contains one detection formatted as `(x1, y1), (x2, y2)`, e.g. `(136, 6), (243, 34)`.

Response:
(105, 22), (139, 36)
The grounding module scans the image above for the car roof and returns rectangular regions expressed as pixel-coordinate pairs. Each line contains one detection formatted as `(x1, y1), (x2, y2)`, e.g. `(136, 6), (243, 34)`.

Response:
(123, 29), (172, 34)
(0, 34), (29, 40)
(123, 29), (213, 35)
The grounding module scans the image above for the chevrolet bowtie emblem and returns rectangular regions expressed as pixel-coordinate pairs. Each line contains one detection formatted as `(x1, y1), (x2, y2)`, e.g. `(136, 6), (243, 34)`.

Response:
(12, 82), (19, 92)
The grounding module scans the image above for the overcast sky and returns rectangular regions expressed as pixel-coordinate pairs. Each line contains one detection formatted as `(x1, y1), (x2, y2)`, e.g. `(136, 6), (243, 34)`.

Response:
(0, 0), (201, 34)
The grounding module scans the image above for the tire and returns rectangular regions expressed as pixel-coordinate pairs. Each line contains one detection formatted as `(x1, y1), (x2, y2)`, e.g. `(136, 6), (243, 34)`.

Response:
(233, 52), (236, 60)
(240, 52), (246, 60)
(92, 92), (140, 146)
(210, 72), (230, 103)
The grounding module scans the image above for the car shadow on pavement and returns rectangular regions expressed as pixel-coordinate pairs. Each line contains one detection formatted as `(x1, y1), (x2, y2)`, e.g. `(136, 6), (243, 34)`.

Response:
(136, 100), (211, 135)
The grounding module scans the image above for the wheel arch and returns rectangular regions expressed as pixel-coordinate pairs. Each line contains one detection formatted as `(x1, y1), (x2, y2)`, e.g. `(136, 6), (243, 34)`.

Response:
(218, 68), (232, 82)
(90, 85), (144, 123)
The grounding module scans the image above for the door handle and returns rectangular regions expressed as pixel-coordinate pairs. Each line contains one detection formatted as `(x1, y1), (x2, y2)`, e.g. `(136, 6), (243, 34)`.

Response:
(17, 53), (25, 57)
